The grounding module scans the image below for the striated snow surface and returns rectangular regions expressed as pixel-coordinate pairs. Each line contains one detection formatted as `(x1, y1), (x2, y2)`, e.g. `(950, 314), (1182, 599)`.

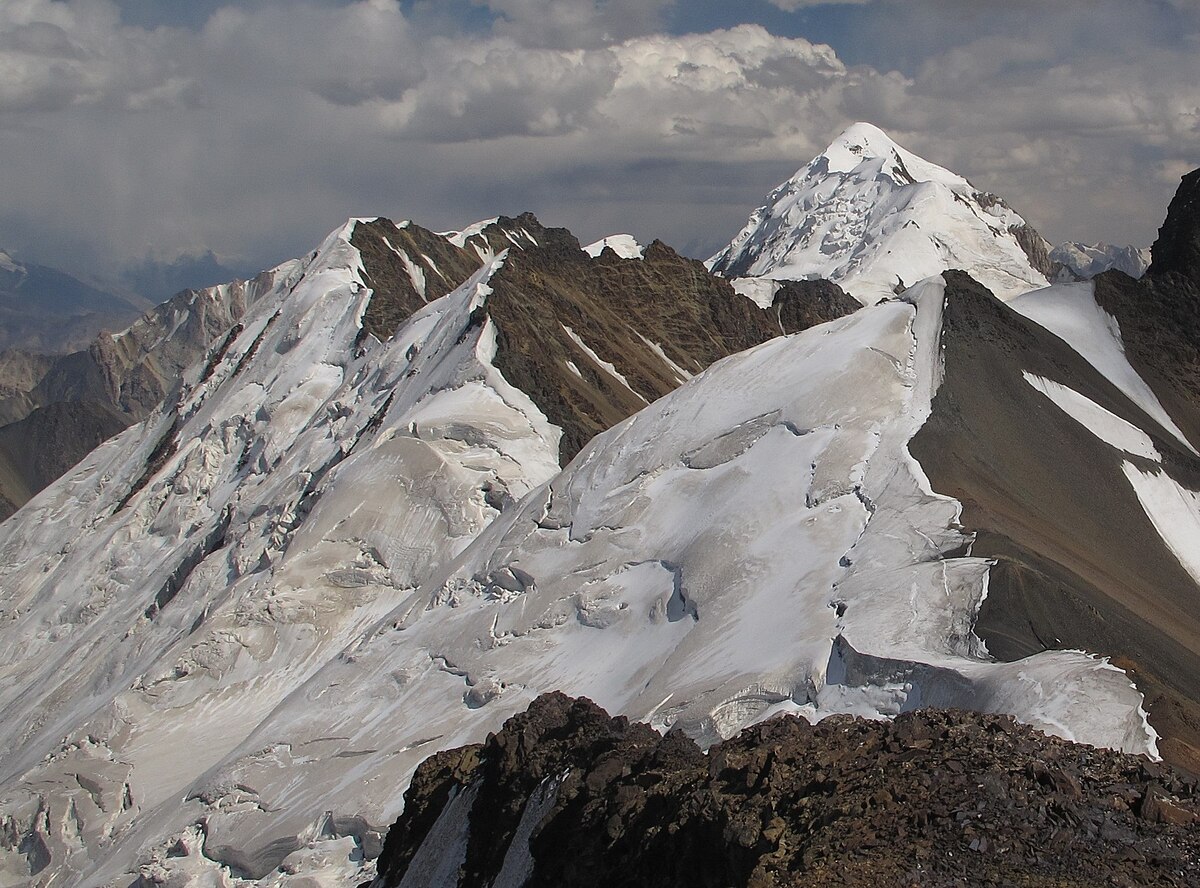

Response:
(708, 123), (1051, 304)
(0, 228), (1158, 887)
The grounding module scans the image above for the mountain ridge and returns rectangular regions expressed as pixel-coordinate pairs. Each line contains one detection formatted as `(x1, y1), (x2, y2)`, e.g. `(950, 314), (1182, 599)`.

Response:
(0, 133), (1199, 888)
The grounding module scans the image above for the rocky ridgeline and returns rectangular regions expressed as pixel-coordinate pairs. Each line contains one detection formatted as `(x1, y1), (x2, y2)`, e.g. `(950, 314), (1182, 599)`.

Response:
(373, 694), (1200, 888)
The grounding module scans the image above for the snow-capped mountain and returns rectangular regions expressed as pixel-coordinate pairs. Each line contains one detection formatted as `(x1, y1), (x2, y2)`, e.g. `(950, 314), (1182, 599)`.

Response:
(708, 122), (1053, 304)
(0, 213), (853, 887)
(2, 135), (1200, 888)
(1051, 242), (1151, 280)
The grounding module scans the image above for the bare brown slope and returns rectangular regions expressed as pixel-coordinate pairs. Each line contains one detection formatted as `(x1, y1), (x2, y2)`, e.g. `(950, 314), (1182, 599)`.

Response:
(351, 219), (484, 343)
(910, 271), (1200, 771)
(0, 400), (128, 518)
(476, 215), (857, 462)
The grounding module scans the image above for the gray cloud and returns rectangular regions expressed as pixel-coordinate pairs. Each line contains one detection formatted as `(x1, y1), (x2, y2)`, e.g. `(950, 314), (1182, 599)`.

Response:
(0, 0), (195, 113)
(0, 0), (1196, 291)
(768, 0), (870, 9)
(475, 0), (673, 48)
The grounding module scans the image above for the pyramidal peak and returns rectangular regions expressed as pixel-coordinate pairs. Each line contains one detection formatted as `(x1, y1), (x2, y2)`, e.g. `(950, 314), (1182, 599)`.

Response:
(709, 122), (1054, 304)
(816, 121), (964, 187)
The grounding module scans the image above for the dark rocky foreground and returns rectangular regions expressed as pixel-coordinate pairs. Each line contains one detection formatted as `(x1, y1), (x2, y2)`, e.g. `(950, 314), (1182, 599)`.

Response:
(370, 693), (1200, 888)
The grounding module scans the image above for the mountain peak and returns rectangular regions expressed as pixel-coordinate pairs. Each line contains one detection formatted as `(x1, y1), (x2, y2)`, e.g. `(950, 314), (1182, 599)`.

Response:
(812, 122), (967, 190)
(820, 121), (900, 173)
(708, 125), (1051, 303)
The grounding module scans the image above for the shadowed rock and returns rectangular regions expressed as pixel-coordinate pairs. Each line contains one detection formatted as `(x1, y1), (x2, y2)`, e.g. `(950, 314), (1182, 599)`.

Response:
(372, 693), (1200, 888)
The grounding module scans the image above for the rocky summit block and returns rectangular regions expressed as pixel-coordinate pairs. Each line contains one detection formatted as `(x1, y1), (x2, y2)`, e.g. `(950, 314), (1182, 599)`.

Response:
(374, 693), (1200, 888)
(1149, 168), (1200, 289)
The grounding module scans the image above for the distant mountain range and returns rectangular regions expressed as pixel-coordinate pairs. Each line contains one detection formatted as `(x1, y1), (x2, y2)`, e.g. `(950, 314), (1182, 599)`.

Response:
(0, 250), (144, 354)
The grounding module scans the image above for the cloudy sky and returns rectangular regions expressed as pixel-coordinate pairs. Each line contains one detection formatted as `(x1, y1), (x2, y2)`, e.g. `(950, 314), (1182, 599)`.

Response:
(1, 0), (1197, 297)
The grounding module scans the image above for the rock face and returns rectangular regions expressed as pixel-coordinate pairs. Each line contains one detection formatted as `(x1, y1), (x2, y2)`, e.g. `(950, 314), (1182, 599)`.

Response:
(773, 279), (862, 334)
(373, 693), (1200, 888)
(1149, 168), (1200, 287)
(352, 219), (486, 342)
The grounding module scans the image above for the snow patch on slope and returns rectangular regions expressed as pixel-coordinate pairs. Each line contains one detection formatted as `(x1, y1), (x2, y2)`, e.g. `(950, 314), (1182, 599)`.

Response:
(1023, 373), (1160, 460)
(583, 234), (644, 260)
(1122, 464), (1200, 589)
(1010, 282), (1197, 454)
(562, 323), (645, 402)
(731, 277), (781, 309)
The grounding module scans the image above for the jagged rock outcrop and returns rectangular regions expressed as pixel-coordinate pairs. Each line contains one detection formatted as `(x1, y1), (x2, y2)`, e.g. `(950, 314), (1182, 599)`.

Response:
(1148, 168), (1200, 287)
(773, 279), (862, 334)
(373, 693), (1200, 888)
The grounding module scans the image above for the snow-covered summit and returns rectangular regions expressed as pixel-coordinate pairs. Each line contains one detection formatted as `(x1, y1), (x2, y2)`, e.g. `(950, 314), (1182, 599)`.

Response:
(708, 122), (1053, 304)
(583, 234), (645, 259)
(0, 250), (23, 275)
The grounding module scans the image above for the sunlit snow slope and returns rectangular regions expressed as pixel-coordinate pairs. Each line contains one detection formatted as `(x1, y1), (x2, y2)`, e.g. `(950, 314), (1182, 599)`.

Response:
(708, 123), (1052, 304)
(0, 214), (850, 887)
